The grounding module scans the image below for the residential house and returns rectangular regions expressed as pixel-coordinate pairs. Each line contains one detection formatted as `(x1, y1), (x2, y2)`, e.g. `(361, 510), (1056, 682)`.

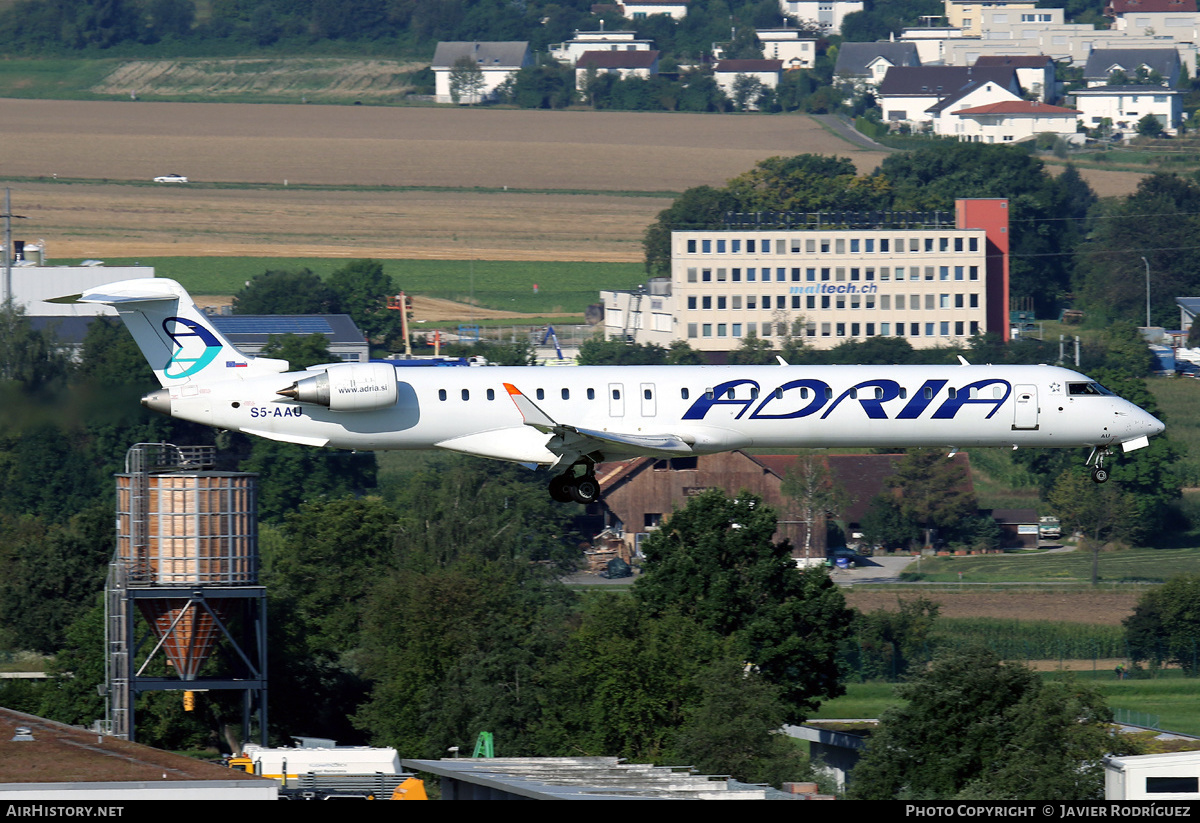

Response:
(943, 0), (1036, 35)
(938, 8), (1197, 69)
(713, 59), (783, 108)
(780, 0), (864, 35)
(926, 73), (1025, 135)
(575, 50), (660, 91)
(618, 0), (690, 20)
(549, 29), (654, 64)
(1105, 0), (1200, 39)
(1069, 85), (1183, 134)
(432, 41), (533, 104)
(974, 54), (1056, 102)
(877, 65), (1020, 129)
(1083, 47), (1182, 87)
(900, 24), (969, 65)
(834, 42), (921, 94)
(756, 28), (819, 69)
(949, 99), (1082, 143)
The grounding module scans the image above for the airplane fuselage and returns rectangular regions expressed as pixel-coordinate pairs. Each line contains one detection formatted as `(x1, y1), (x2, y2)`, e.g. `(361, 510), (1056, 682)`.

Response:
(148, 362), (1163, 466)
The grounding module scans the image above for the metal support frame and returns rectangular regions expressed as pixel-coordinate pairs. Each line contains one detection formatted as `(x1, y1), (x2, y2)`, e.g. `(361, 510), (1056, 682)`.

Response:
(107, 585), (268, 743)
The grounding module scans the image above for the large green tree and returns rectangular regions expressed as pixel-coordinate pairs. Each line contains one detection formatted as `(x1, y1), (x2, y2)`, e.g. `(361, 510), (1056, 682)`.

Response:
(1074, 173), (1200, 327)
(1124, 574), (1200, 675)
(849, 647), (1113, 800)
(232, 269), (336, 316)
(884, 449), (979, 549)
(876, 144), (1089, 315)
(635, 489), (853, 722)
(327, 259), (404, 347)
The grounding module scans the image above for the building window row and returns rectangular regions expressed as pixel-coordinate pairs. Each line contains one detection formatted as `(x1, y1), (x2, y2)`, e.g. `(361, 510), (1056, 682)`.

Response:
(685, 236), (980, 255)
(686, 320), (981, 339)
(686, 265), (979, 283)
(685, 293), (981, 311)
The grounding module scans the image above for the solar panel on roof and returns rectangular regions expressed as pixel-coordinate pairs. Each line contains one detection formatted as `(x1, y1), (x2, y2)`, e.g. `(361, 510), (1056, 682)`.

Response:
(211, 317), (334, 334)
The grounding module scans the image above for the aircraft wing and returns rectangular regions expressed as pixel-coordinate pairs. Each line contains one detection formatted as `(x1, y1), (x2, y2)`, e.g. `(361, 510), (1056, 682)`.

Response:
(502, 383), (694, 465)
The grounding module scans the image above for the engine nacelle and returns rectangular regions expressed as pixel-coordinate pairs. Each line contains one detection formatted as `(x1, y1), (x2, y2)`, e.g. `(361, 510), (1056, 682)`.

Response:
(278, 363), (399, 412)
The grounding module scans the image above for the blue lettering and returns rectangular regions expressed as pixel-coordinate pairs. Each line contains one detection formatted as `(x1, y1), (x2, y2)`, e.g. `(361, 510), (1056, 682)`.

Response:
(821, 379), (902, 420)
(749, 379), (830, 419)
(931, 380), (1011, 419)
(682, 379), (760, 420)
(896, 380), (948, 419)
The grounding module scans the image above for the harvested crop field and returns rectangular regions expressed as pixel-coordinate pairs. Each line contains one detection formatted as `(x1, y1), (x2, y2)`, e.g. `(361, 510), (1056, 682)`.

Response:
(842, 588), (1141, 626)
(0, 99), (886, 260)
(0, 99), (1147, 261)
(0, 99), (883, 190)
(15, 182), (662, 262)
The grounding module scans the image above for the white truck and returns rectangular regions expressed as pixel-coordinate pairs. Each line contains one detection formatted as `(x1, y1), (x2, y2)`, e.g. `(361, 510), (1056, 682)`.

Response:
(229, 742), (425, 800)
(1038, 516), (1062, 540)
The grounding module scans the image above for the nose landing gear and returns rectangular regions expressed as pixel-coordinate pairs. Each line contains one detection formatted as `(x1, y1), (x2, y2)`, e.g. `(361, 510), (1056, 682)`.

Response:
(1086, 447), (1111, 484)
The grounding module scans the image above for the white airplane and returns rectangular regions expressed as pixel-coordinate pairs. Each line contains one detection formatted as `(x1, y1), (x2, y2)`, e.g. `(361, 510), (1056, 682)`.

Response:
(54, 278), (1166, 504)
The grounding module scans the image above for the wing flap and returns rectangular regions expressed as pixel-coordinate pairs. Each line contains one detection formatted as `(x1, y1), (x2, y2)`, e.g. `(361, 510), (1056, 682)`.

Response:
(502, 382), (694, 462)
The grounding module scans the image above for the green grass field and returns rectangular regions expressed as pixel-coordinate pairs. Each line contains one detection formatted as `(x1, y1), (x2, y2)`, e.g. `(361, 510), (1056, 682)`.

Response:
(900, 546), (1200, 584)
(1149, 375), (1200, 485)
(813, 673), (1200, 736)
(0, 58), (117, 99)
(103, 256), (646, 316)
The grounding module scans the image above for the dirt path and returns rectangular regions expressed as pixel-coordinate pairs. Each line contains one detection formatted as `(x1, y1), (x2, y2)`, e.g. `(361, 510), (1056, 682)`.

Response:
(193, 292), (558, 321)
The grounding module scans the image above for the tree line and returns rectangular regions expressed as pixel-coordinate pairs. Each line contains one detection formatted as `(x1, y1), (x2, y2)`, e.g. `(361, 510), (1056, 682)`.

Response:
(0, 0), (815, 57)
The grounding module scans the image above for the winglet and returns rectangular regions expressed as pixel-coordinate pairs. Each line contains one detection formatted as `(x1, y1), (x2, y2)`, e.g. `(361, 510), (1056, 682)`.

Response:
(503, 383), (557, 431)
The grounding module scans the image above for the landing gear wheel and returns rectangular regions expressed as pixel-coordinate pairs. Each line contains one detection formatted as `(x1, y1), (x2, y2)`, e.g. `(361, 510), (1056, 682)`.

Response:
(1092, 467), (1110, 484)
(570, 476), (601, 505)
(548, 475), (574, 503)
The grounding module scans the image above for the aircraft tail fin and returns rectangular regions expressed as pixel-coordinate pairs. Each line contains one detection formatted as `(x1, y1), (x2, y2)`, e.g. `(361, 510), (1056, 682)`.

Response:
(50, 278), (290, 387)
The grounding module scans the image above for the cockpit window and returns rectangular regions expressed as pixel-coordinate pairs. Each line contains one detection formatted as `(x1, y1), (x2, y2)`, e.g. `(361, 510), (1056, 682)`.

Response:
(1068, 382), (1113, 396)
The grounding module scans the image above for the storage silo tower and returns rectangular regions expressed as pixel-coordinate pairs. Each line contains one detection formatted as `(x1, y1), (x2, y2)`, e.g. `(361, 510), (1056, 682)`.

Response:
(105, 443), (268, 744)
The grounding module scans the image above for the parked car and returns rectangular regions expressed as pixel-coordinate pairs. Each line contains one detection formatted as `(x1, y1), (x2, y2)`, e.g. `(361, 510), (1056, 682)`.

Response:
(153, 173), (188, 183)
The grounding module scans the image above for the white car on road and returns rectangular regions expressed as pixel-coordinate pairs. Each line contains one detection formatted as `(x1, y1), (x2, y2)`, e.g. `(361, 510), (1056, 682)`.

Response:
(153, 174), (188, 183)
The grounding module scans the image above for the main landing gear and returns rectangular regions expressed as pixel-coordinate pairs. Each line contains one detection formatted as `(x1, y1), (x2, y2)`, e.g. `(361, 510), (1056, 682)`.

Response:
(1087, 447), (1111, 484)
(549, 462), (601, 505)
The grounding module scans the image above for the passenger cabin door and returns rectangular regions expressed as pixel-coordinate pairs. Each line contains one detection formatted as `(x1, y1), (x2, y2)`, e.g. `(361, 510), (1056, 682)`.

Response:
(1012, 384), (1039, 430)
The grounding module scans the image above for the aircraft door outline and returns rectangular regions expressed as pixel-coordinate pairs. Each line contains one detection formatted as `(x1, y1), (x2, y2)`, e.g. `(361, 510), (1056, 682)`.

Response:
(1013, 384), (1039, 430)
(609, 383), (624, 417)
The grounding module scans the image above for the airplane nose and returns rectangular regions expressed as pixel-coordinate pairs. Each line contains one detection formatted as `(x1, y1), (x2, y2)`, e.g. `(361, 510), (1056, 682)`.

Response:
(1137, 409), (1165, 438)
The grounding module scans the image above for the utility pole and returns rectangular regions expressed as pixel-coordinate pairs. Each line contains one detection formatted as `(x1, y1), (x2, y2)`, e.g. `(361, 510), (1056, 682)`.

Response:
(1143, 256), (1151, 328)
(2, 189), (19, 305)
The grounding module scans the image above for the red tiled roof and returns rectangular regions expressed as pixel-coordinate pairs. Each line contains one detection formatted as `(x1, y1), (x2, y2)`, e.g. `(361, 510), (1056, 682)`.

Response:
(1107, 0), (1196, 14)
(954, 101), (1080, 116)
